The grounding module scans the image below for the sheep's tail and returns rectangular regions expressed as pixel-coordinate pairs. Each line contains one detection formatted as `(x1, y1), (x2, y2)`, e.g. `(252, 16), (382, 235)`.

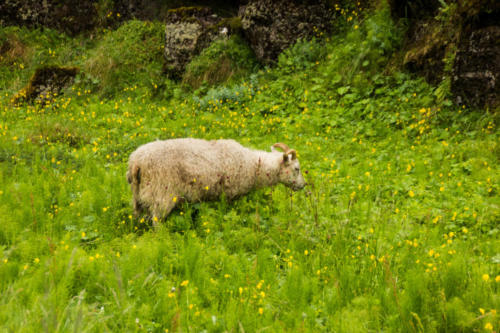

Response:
(127, 163), (144, 216)
(127, 164), (141, 185)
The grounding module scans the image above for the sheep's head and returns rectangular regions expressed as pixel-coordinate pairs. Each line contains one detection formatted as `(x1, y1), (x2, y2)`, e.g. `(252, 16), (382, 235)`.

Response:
(272, 143), (306, 191)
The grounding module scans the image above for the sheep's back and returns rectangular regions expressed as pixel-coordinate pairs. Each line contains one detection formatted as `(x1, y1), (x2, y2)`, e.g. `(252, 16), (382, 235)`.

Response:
(129, 139), (255, 199)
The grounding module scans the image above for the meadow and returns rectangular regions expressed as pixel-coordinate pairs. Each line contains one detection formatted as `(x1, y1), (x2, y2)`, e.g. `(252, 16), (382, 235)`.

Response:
(0, 6), (499, 332)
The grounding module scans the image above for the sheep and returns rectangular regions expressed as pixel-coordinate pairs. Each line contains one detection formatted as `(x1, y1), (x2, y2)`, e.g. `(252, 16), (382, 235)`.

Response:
(127, 138), (305, 221)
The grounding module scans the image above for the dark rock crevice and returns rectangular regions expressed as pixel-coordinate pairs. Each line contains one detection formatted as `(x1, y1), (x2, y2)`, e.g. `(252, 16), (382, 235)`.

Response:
(452, 24), (500, 108)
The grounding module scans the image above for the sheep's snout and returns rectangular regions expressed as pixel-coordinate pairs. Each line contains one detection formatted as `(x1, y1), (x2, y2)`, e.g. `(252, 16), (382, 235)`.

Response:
(291, 176), (306, 191)
(292, 183), (305, 191)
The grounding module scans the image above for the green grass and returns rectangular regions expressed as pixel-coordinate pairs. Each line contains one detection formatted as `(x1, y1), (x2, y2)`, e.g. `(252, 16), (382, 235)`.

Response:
(0, 5), (499, 332)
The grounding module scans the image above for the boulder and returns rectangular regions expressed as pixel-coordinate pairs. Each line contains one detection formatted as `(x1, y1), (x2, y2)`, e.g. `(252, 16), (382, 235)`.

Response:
(164, 7), (232, 79)
(0, 1), (243, 34)
(13, 66), (79, 104)
(452, 26), (500, 108)
(0, 0), (97, 35)
(238, 0), (334, 64)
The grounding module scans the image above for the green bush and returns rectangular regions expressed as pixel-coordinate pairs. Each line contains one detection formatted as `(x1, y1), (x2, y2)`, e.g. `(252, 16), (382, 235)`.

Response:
(323, 6), (403, 85)
(183, 35), (259, 89)
(277, 37), (326, 73)
(192, 82), (255, 110)
(0, 26), (79, 93)
(83, 20), (165, 96)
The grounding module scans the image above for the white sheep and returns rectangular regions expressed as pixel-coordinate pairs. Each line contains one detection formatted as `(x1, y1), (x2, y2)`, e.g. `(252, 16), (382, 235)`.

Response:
(127, 138), (305, 220)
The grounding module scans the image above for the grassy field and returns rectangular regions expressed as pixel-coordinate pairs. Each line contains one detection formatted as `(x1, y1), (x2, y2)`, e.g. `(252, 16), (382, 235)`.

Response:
(0, 6), (499, 332)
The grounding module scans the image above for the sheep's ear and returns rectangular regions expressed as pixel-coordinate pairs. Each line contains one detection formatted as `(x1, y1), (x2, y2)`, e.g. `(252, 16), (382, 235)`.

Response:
(271, 145), (277, 152)
(283, 153), (289, 163)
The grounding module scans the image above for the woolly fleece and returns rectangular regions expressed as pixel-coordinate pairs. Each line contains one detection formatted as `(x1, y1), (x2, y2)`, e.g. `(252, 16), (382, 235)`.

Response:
(127, 138), (305, 219)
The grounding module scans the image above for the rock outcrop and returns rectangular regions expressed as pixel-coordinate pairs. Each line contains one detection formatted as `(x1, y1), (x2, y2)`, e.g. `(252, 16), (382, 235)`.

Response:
(401, 20), (451, 84)
(238, 0), (334, 64)
(0, 1), (242, 35)
(452, 26), (500, 108)
(164, 7), (232, 79)
(13, 66), (79, 104)
(0, 0), (97, 35)
(393, 0), (499, 108)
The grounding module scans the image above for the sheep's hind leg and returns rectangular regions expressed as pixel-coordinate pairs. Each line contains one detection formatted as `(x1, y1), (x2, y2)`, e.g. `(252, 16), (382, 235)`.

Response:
(151, 200), (177, 230)
(133, 198), (146, 218)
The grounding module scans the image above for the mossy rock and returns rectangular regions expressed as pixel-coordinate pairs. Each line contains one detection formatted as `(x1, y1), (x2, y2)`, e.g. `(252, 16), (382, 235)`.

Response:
(238, 0), (335, 64)
(167, 7), (213, 21)
(396, 0), (500, 107)
(452, 25), (500, 108)
(215, 17), (243, 34)
(164, 7), (238, 80)
(13, 66), (79, 105)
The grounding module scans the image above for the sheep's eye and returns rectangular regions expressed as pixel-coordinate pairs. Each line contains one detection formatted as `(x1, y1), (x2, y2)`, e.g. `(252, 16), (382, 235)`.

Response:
(294, 167), (300, 172)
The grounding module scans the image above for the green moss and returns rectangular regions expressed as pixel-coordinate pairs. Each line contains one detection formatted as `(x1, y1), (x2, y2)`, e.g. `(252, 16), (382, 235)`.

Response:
(167, 6), (207, 15)
(167, 6), (211, 23)
(218, 17), (243, 32)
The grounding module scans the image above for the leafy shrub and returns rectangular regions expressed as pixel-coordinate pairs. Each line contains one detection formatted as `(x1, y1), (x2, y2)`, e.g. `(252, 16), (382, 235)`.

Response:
(0, 28), (30, 65)
(323, 6), (403, 85)
(277, 37), (326, 73)
(183, 35), (259, 89)
(0, 26), (78, 92)
(83, 20), (165, 96)
(192, 82), (254, 110)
